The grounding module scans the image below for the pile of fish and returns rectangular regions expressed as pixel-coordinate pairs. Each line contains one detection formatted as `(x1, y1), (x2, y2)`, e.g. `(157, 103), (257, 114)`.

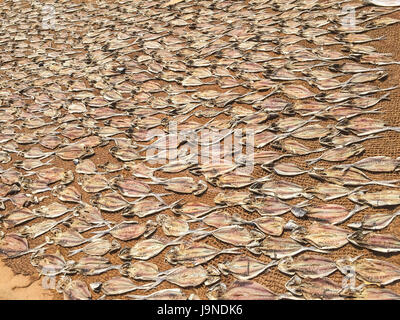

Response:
(1, 0), (400, 300)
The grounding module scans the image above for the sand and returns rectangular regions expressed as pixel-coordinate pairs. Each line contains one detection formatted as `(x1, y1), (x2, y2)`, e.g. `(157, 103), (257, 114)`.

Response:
(0, 259), (53, 300)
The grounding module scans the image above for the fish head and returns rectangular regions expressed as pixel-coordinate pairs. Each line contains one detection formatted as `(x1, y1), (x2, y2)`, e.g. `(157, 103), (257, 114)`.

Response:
(285, 275), (303, 296)
(278, 256), (294, 275)
(55, 275), (72, 294)
(290, 226), (307, 243)
(110, 239), (121, 253)
(250, 229), (266, 242)
(165, 246), (179, 265)
(347, 191), (364, 204)
(144, 220), (158, 238)
(194, 180), (208, 196)
(206, 282), (227, 300)
(351, 144), (365, 155)
(270, 140), (283, 150)
(307, 167), (325, 180)
(89, 281), (102, 293)
(348, 230), (370, 242)
(335, 256), (355, 274)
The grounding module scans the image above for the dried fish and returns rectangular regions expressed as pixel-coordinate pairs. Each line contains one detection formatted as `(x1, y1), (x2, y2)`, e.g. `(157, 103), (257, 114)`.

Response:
(190, 161), (239, 179)
(31, 249), (75, 276)
(286, 276), (344, 300)
(338, 156), (400, 173)
(78, 175), (110, 193)
(48, 229), (88, 248)
(278, 254), (337, 278)
(210, 280), (281, 300)
(238, 150), (290, 166)
(218, 255), (277, 280)
(348, 231), (400, 253)
(348, 210), (400, 230)
(147, 265), (219, 289)
(309, 166), (400, 187)
(243, 196), (308, 217)
(193, 225), (265, 247)
(281, 84), (315, 99)
(166, 242), (240, 266)
(0, 151), (11, 164)
(75, 159), (98, 175)
(69, 238), (120, 257)
(119, 237), (182, 261)
(91, 192), (131, 212)
(123, 199), (179, 218)
(336, 116), (400, 136)
(127, 288), (188, 300)
(74, 256), (119, 276)
(214, 191), (252, 207)
(365, 0), (400, 7)
(336, 255), (400, 285)
(306, 144), (365, 165)
(272, 139), (326, 156)
(36, 167), (74, 185)
(18, 214), (72, 239)
(120, 261), (160, 281)
(0, 208), (37, 228)
(349, 189), (400, 207)
(209, 172), (270, 189)
(14, 157), (53, 171)
(319, 132), (381, 148)
(56, 277), (91, 300)
(149, 177), (207, 196)
(249, 236), (327, 259)
(2, 0), (400, 301)
(53, 185), (83, 204)
(93, 277), (154, 296)
(307, 183), (362, 201)
(91, 220), (157, 241)
(302, 203), (367, 225)
(291, 222), (350, 250)
(353, 287), (400, 300)
(56, 144), (94, 161)
(250, 180), (312, 200)
(156, 214), (190, 237)
(269, 162), (308, 176)
(0, 232), (46, 258)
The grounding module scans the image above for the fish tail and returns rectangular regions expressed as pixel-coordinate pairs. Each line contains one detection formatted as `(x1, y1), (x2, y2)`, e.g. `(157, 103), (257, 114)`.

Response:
(305, 156), (320, 165)
(221, 247), (241, 255)
(371, 181), (400, 188)
(308, 246), (328, 254)
(151, 192), (171, 204)
(190, 229), (210, 241)
(350, 204), (368, 216)
(143, 279), (163, 291)
(67, 248), (81, 257)
(291, 206), (307, 218)
(167, 199), (182, 210)
(257, 175), (272, 183)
